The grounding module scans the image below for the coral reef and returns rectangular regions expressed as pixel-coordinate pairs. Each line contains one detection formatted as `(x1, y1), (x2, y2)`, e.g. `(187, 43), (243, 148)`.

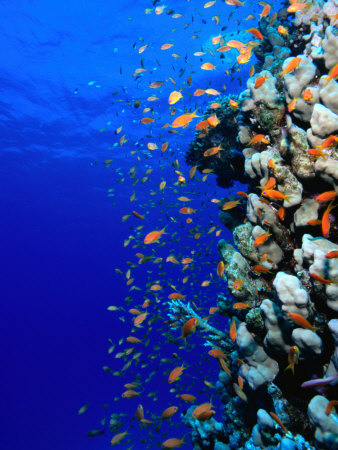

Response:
(180, 1), (338, 448)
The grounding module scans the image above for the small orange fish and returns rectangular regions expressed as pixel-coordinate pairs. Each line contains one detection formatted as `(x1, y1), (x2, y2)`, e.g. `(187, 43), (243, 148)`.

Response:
(268, 159), (275, 168)
(233, 302), (250, 309)
(288, 312), (314, 331)
(278, 206), (285, 221)
(287, 3), (307, 13)
(122, 390), (140, 398)
(149, 81), (164, 88)
(322, 200), (336, 237)
(246, 28), (264, 40)
(307, 219), (322, 226)
(310, 272), (337, 285)
(260, 4), (271, 18)
(269, 412), (289, 434)
(208, 349), (227, 359)
(219, 358), (232, 376)
(262, 189), (290, 201)
(249, 65), (255, 77)
(328, 63), (338, 82)
(111, 432), (128, 445)
(132, 211), (144, 219)
(180, 394), (196, 402)
(302, 89), (313, 101)
(144, 227), (166, 244)
(229, 99), (238, 109)
(307, 148), (327, 158)
(315, 191), (337, 203)
(254, 75), (267, 88)
(249, 134), (269, 144)
(207, 114), (220, 127)
(168, 293), (185, 300)
(161, 43), (174, 50)
(201, 62), (216, 70)
(168, 91), (183, 105)
(277, 25), (289, 37)
(252, 265), (272, 274)
(161, 406), (178, 420)
(230, 319), (237, 342)
(222, 200), (240, 210)
(237, 191), (249, 198)
(172, 110), (199, 128)
(182, 317), (198, 343)
(285, 345), (300, 375)
(254, 232), (272, 247)
(317, 135), (338, 150)
(326, 400), (338, 416)
(325, 250), (338, 259)
(205, 88), (220, 96)
(204, 146), (222, 157)
(168, 365), (184, 383)
(281, 57), (301, 77)
(161, 438), (185, 449)
(217, 261), (225, 277)
(140, 117), (155, 125)
(233, 279), (244, 290)
(192, 402), (213, 418)
(209, 307), (219, 315)
(193, 89), (205, 96)
(179, 207), (196, 214)
(134, 312), (148, 326)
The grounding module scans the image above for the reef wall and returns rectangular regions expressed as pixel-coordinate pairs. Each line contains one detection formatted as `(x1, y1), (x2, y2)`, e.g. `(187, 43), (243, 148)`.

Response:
(181, 1), (338, 448)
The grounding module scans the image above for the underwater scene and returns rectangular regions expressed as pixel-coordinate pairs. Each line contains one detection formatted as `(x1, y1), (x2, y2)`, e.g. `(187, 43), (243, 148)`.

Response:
(1, 0), (338, 449)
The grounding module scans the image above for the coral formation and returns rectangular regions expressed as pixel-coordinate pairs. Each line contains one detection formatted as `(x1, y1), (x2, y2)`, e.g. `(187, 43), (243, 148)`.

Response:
(180, 0), (338, 448)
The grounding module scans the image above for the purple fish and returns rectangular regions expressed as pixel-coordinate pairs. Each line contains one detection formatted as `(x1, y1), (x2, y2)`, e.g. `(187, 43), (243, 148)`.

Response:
(301, 374), (338, 389)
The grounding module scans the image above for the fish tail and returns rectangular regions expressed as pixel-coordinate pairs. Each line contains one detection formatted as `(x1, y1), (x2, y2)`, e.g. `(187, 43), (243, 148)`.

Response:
(284, 364), (294, 375)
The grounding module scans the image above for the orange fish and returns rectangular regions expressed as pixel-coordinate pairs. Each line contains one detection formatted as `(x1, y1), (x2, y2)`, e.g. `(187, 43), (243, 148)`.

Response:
(141, 117), (155, 124)
(233, 279), (244, 290)
(219, 358), (232, 377)
(161, 142), (169, 152)
(254, 75), (267, 88)
(246, 28), (264, 40)
(262, 189), (290, 201)
(204, 146), (222, 157)
(310, 272), (337, 285)
(201, 62), (216, 70)
(111, 432), (128, 445)
(287, 3), (307, 13)
(278, 206), (285, 221)
(322, 200), (336, 238)
(193, 89), (205, 96)
(134, 312), (148, 326)
(302, 89), (313, 101)
(192, 403), (213, 418)
(217, 261), (225, 277)
(237, 191), (249, 198)
(281, 57), (301, 77)
(288, 312), (314, 332)
(207, 114), (220, 127)
(144, 227), (166, 244)
(230, 319), (237, 342)
(260, 4), (271, 18)
(126, 336), (142, 343)
(208, 349), (227, 358)
(161, 438), (185, 449)
(277, 25), (289, 37)
(179, 207), (196, 214)
(285, 345), (300, 375)
(161, 43), (174, 50)
(268, 159), (275, 168)
(182, 317), (198, 343)
(205, 88), (220, 96)
(209, 307), (219, 314)
(317, 135), (338, 150)
(254, 232), (272, 247)
(229, 99), (238, 109)
(132, 211), (144, 219)
(252, 264), (272, 274)
(172, 110), (199, 128)
(249, 65), (255, 77)
(122, 390), (140, 398)
(315, 191), (337, 203)
(168, 365), (184, 383)
(196, 410), (215, 421)
(180, 394), (196, 402)
(325, 250), (338, 259)
(161, 406), (178, 420)
(249, 134), (270, 144)
(222, 200), (240, 210)
(288, 97), (298, 113)
(168, 91), (183, 105)
(149, 81), (164, 88)
(326, 400), (338, 416)
(269, 412), (289, 434)
(328, 63), (338, 82)
(233, 302), (250, 309)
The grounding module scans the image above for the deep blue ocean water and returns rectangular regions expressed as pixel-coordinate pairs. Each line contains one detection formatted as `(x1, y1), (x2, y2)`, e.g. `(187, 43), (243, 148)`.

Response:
(1, 1), (282, 449)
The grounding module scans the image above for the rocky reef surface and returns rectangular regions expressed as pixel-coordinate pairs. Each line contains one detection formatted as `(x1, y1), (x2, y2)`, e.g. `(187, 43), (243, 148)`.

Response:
(176, 1), (338, 448)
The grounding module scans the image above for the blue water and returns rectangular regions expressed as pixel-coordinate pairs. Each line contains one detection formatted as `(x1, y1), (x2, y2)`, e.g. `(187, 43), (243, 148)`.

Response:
(1, 1), (281, 448)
